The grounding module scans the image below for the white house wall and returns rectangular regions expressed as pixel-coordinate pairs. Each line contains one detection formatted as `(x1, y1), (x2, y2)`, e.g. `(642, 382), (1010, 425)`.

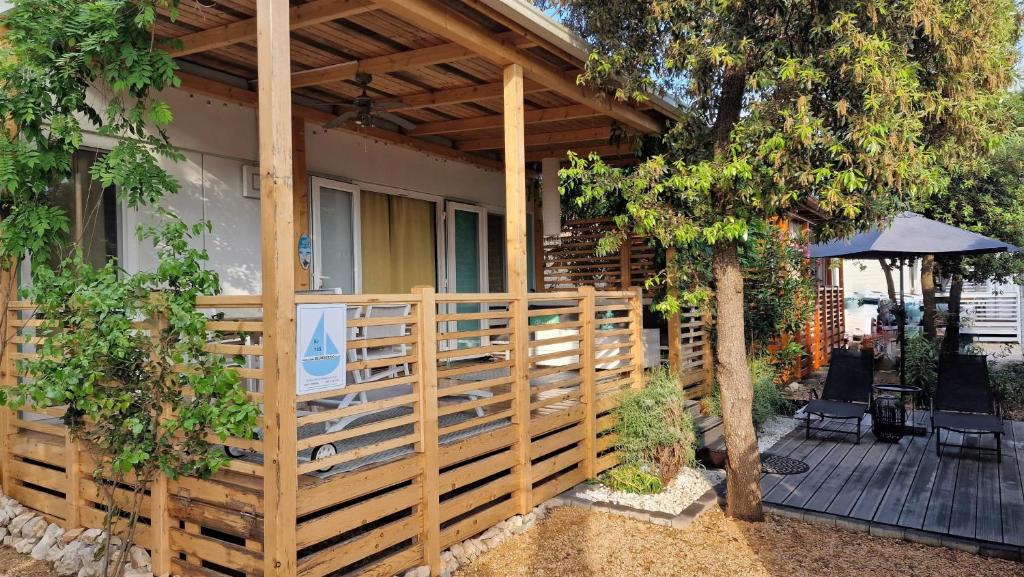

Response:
(82, 87), (505, 294)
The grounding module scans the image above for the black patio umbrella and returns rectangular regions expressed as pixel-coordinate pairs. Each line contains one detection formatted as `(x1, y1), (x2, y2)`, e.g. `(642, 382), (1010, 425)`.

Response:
(808, 212), (1018, 385)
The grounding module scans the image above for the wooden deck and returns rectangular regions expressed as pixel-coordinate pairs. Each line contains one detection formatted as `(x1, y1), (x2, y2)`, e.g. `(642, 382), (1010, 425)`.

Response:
(761, 414), (1024, 558)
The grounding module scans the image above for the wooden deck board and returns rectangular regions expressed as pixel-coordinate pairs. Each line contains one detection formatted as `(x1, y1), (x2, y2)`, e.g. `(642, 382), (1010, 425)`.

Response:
(1003, 421), (1024, 546)
(896, 432), (942, 530)
(825, 441), (890, 517)
(762, 417), (1024, 551)
(948, 434), (980, 539)
(922, 430), (962, 535)
(849, 434), (911, 520)
(872, 434), (928, 525)
(798, 438), (868, 512)
(781, 434), (856, 509)
(976, 446), (1003, 543)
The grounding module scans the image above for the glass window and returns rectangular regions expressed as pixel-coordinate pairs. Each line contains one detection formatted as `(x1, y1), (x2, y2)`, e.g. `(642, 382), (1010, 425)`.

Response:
(49, 151), (118, 268)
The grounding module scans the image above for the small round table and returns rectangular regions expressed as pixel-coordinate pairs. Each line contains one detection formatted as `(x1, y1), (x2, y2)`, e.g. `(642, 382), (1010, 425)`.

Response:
(871, 384), (923, 442)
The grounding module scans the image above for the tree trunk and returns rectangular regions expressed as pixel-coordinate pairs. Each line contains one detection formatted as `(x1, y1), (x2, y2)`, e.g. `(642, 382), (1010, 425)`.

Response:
(713, 240), (764, 521)
(707, 64), (762, 520)
(942, 273), (964, 356)
(879, 258), (897, 303)
(920, 255), (937, 340)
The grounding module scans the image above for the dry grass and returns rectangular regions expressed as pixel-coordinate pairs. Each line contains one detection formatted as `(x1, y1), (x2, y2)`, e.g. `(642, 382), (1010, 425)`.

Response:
(454, 506), (1022, 577)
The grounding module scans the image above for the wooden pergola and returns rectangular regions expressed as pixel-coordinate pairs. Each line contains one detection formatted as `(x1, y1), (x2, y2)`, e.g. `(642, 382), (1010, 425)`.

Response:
(150, 2), (671, 576)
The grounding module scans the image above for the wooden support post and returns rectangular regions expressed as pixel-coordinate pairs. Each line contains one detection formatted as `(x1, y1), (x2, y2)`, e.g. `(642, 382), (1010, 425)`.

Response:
(629, 286), (644, 390)
(619, 236), (632, 289)
(63, 431), (82, 529)
(701, 310), (714, 397)
(256, 0), (298, 576)
(531, 196), (545, 293)
(413, 287), (441, 575)
(504, 63), (532, 512)
(666, 247), (682, 377)
(149, 310), (170, 576)
(579, 286), (597, 478)
(293, 115), (310, 290)
(0, 269), (14, 496)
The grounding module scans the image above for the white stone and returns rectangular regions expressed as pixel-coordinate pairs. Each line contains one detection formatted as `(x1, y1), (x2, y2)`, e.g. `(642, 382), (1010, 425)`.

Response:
(21, 517), (47, 538)
(3, 535), (12, 546)
(79, 528), (103, 544)
(55, 542), (86, 576)
(62, 528), (84, 544)
(123, 569), (153, 577)
(8, 512), (35, 535)
(30, 534), (57, 560)
(46, 542), (66, 563)
(449, 543), (467, 564)
(574, 466), (723, 515)
(15, 536), (38, 554)
(43, 523), (64, 540)
(77, 561), (102, 577)
(483, 536), (503, 549)
(412, 566), (429, 577)
(128, 546), (151, 569)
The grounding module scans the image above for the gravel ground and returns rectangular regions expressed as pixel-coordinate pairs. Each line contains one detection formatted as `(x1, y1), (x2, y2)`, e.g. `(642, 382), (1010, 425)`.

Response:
(454, 506), (1023, 577)
(574, 467), (723, 514)
(757, 415), (798, 453)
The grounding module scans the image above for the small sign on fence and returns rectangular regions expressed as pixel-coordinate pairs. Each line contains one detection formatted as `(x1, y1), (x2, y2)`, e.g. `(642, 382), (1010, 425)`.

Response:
(296, 303), (348, 395)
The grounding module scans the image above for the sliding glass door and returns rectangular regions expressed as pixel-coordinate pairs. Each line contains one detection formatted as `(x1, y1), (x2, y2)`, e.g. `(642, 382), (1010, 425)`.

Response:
(311, 177), (360, 293)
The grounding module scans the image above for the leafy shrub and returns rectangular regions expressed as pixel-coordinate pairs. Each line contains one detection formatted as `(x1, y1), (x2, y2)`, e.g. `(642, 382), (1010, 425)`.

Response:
(990, 361), (1024, 418)
(612, 367), (697, 487)
(601, 465), (663, 494)
(904, 334), (938, 397)
(706, 356), (785, 428)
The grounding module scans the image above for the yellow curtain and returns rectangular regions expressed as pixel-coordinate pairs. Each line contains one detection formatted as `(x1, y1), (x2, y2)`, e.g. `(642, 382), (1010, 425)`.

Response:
(360, 190), (392, 293)
(390, 195), (436, 292)
(360, 191), (436, 293)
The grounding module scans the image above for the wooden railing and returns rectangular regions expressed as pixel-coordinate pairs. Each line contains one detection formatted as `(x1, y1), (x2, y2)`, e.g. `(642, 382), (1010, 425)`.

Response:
(0, 288), (646, 577)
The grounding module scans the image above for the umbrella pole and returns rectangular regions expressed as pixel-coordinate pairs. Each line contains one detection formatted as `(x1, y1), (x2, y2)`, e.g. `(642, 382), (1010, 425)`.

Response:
(899, 257), (906, 386)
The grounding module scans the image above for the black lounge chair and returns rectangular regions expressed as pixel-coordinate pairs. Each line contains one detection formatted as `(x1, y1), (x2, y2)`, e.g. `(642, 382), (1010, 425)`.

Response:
(932, 353), (1003, 462)
(804, 349), (873, 443)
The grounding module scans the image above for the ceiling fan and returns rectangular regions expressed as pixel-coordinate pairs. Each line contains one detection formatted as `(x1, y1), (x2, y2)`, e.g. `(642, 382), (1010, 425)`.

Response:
(323, 73), (413, 130)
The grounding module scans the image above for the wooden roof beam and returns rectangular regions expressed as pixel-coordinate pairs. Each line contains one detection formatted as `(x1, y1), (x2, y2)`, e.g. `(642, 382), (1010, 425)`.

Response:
(524, 143), (636, 163)
(407, 103), (599, 136)
(382, 78), (546, 111)
(459, 125), (613, 152)
(370, 0), (662, 134)
(176, 71), (503, 171)
(291, 32), (531, 89)
(167, 0), (378, 58)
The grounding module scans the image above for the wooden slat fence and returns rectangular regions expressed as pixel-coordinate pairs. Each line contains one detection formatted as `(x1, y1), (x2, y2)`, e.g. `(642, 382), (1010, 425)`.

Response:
(0, 288), (645, 577)
(542, 218), (656, 293)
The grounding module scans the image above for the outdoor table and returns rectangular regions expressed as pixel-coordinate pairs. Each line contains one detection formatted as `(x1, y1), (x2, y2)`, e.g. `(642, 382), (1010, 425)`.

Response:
(871, 384), (924, 441)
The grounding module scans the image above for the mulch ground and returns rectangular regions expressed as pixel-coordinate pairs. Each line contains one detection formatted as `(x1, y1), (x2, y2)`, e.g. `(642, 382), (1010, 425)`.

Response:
(0, 546), (54, 577)
(454, 506), (1022, 577)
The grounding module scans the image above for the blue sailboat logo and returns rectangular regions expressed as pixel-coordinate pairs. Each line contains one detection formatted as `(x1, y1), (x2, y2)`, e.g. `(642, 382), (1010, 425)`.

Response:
(302, 313), (341, 377)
